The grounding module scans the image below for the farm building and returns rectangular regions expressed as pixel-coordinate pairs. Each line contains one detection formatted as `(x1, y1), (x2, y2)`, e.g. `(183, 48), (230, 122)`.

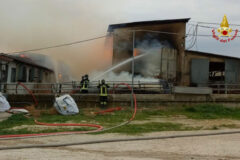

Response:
(0, 53), (56, 93)
(108, 18), (240, 88)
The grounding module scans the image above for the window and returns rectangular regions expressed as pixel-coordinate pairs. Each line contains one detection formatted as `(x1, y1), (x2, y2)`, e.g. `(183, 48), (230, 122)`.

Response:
(1, 64), (6, 71)
(29, 68), (35, 82)
(11, 68), (16, 82)
(0, 64), (8, 82)
(33, 68), (43, 82)
(17, 65), (27, 82)
(209, 62), (225, 83)
(38, 69), (43, 82)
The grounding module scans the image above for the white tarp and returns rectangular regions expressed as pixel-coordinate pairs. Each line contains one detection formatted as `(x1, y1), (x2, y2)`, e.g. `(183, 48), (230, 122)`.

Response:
(0, 92), (11, 112)
(54, 94), (79, 115)
(8, 109), (29, 114)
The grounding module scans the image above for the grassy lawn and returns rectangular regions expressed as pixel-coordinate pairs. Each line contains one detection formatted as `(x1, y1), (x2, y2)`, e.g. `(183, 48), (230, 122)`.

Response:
(1, 103), (240, 135)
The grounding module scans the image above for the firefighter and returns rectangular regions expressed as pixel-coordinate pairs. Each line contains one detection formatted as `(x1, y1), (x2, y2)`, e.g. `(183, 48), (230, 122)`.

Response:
(97, 79), (109, 107)
(80, 74), (89, 93)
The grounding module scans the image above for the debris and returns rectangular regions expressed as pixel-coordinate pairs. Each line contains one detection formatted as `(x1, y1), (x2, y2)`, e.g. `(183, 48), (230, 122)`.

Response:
(0, 92), (10, 112)
(8, 109), (29, 114)
(54, 94), (79, 115)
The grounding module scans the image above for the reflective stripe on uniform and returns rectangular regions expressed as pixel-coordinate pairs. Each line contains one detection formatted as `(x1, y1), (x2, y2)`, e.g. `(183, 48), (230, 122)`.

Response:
(100, 85), (108, 96)
(81, 80), (89, 90)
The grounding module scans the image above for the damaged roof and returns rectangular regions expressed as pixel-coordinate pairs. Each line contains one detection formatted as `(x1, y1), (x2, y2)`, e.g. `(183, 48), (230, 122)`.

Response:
(0, 53), (54, 72)
(108, 18), (190, 32)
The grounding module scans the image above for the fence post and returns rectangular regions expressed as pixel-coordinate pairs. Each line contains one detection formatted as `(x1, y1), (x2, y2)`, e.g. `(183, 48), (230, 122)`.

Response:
(225, 84), (228, 94)
(59, 84), (62, 94)
(3, 84), (7, 93)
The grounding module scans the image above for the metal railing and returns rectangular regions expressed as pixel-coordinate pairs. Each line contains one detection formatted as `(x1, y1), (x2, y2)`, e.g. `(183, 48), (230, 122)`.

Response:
(195, 83), (240, 94)
(2, 81), (240, 95)
(0, 81), (172, 95)
(207, 83), (240, 94)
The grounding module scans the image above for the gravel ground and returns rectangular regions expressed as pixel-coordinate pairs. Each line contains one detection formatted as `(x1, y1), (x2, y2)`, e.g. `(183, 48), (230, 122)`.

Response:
(0, 130), (240, 160)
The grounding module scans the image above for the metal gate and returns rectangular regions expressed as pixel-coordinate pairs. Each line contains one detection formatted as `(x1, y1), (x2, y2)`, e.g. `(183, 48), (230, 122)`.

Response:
(225, 59), (240, 84)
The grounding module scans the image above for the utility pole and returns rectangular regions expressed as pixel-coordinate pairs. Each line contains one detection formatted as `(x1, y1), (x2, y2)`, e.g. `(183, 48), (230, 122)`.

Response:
(131, 31), (135, 107)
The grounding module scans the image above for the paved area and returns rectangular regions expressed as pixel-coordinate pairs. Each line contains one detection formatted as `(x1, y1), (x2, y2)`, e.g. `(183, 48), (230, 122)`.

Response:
(0, 112), (11, 122)
(0, 130), (240, 160)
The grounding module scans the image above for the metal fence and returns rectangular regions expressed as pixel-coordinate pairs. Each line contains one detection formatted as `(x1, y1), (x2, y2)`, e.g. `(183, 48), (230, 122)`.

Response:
(0, 81), (172, 95)
(207, 83), (240, 94)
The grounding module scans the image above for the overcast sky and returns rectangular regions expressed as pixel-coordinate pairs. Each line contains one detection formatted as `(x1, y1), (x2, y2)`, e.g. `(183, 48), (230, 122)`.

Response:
(0, 0), (239, 78)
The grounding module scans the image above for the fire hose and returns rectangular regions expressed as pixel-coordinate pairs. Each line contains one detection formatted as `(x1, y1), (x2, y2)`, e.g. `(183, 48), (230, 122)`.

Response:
(0, 82), (137, 139)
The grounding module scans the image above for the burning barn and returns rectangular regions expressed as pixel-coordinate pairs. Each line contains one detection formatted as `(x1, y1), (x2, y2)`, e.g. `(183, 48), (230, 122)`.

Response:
(108, 18), (240, 89)
(108, 18), (189, 84)
(0, 53), (56, 93)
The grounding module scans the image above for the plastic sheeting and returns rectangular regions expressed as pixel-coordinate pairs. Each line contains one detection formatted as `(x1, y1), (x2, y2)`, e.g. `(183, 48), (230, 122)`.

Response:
(8, 109), (29, 114)
(54, 94), (79, 115)
(0, 92), (11, 112)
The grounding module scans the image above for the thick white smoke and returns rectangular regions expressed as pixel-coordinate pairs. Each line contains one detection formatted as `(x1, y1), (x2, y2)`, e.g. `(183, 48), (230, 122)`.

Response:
(90, 71), (159, 82)
(90, 36), (172, 82)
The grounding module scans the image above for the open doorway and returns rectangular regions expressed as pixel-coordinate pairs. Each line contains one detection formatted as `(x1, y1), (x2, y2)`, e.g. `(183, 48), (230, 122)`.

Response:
(209, 62), (225, 83)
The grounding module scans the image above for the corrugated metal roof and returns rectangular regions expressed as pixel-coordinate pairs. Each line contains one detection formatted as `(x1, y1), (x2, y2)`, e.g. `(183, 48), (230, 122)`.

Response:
(186, 50), (240, 61)
(108, 18), (190, 32)
(0, 53), (54, 72)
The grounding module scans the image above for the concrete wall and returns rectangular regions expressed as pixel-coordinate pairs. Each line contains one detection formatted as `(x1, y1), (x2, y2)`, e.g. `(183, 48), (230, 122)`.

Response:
(6, 94), (240, 108)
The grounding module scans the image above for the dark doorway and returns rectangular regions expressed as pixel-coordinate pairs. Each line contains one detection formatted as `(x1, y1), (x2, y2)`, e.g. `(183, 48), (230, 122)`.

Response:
(209, 62), (225, 83)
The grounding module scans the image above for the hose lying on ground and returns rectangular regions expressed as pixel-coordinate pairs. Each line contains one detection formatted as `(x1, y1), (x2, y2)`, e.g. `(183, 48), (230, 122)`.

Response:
(0, 130), (240, 150)
(0, 83), (137, 140)
(94, 107), (122, 115)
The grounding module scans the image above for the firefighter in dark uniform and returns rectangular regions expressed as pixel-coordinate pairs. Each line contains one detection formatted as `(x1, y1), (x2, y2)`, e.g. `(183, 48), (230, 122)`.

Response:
(97, 79), (109, 107)
(80, 74), (89, 93)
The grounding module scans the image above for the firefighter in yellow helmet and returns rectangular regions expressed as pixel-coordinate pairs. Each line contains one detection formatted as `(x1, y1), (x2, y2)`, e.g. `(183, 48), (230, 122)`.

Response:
(97, 79), (110, 107)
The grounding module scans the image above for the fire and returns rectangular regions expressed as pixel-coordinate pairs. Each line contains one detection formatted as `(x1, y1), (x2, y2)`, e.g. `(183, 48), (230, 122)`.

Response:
(134, 48), (140, 57)
(20, 54), (25, 58)
(58, 73), (62, 79)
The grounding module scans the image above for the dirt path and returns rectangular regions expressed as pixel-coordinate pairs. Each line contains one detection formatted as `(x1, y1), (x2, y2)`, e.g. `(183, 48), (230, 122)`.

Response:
(132, 115), (240, 129)
(0, 112), (11, 122)
(0, 130), (240, 160)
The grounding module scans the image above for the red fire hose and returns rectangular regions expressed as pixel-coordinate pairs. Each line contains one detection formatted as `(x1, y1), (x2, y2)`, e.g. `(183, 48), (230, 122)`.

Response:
(94, 107), (122, 115)
(17, 82), (38, 106)
(114, 83), (137, 121)
(0, 82), (137, 139)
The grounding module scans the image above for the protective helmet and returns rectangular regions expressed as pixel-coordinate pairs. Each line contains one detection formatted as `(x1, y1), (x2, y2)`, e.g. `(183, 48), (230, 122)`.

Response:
(101, 79), (105, 84)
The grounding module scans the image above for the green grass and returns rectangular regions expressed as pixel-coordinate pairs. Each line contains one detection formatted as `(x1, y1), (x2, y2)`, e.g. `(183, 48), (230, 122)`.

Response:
(182, 104), (240, 119)
(1, 103), (240, 135)
(95, 122), (200, 135)
(0, 114), (34, 130)
(135, 104), (240, 120)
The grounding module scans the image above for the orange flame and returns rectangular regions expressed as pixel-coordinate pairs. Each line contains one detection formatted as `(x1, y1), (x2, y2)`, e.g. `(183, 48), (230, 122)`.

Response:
(134, 48), (140, 57)
(58, 73), (62, 79)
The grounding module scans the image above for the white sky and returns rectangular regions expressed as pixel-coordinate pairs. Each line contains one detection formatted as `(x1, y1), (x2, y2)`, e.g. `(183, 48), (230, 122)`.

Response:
(0, 0), (239, 78)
